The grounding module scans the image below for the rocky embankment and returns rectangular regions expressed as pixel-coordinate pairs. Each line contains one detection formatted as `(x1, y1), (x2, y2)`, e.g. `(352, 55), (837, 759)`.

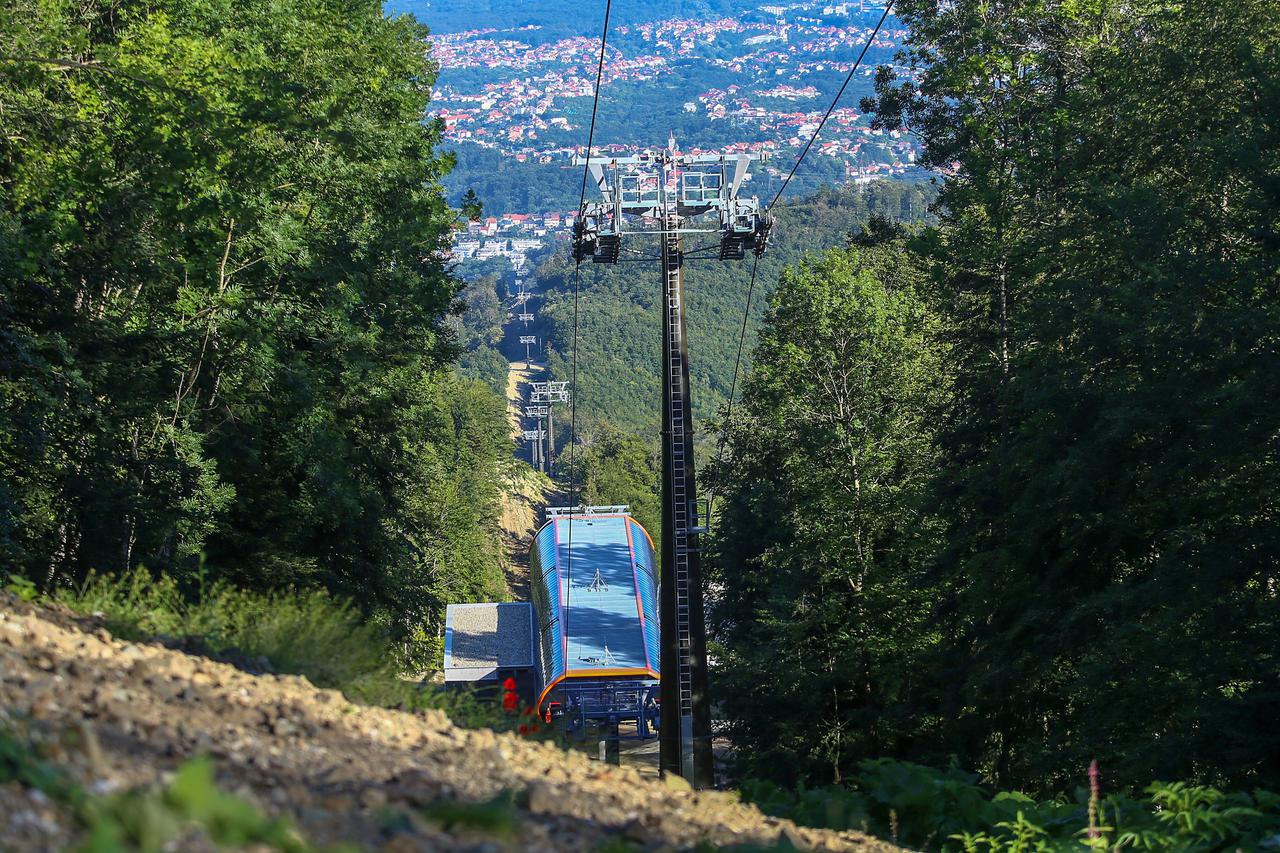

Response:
(0, 594), (898, 851)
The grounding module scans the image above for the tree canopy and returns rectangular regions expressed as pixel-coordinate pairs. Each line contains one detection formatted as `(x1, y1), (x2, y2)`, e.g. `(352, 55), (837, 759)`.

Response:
(712, 0), (1280, 796)
(707, 233), (947, 786)
(0, 0), (510, 664)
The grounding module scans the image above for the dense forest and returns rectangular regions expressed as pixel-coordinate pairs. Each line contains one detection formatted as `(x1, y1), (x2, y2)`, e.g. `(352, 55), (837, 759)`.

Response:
(5, 0), (1280, 848)
(0, 0), (510, 667)
(708, 0), (1280, 806)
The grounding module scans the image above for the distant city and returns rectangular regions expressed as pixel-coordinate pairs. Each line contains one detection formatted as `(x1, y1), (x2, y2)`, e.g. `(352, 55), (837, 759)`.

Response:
(430, 3), (914, 169)
(402, 0), (922, 259)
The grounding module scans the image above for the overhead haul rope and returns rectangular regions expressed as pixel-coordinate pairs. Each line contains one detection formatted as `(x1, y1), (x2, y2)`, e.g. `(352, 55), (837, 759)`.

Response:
(707, 0), (896, 519)
(563, 0), (613, 656)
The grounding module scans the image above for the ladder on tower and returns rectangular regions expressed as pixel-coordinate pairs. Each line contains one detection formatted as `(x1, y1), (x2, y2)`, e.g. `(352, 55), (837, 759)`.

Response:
(664, 213), (695, 723)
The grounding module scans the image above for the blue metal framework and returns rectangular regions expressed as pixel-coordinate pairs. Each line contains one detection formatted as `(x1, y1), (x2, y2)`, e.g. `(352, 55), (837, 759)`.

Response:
(557, 680), (659, 739)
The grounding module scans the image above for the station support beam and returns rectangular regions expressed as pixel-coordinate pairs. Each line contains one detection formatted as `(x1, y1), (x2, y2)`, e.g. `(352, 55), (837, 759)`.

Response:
(530, 382), (570, 476)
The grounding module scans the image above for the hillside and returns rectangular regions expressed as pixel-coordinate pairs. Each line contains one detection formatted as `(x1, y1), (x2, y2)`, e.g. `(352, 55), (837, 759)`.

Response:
(6, 0), (1280, 850)
(0, 592), (897, 852)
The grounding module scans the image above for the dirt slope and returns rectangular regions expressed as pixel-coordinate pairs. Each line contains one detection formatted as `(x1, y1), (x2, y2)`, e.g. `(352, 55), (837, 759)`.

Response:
(498, 465), (557, 601)
(505, 359), (545, 439)
(0, 594), (899, 852)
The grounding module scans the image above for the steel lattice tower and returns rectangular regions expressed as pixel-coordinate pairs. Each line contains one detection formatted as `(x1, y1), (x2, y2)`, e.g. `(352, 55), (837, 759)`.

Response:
(572, 138), (771, 787)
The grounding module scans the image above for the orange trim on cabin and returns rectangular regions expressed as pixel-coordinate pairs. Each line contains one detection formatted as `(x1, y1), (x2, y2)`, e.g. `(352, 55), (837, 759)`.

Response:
(630, 517), (656, 553)
(528, 513), (656, 568)
(530, 512), (654, 547)
(535, 674), (564, 714)
(535, 667), (661, 713)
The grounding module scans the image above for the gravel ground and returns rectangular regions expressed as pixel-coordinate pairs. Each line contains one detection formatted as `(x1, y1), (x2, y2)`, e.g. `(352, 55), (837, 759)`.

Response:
(0, 593), (901, 852)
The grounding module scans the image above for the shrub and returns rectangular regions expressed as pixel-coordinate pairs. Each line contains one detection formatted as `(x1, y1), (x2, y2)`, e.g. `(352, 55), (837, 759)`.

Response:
(740, 760), (1280, 852)
(56, 568), (499, 727)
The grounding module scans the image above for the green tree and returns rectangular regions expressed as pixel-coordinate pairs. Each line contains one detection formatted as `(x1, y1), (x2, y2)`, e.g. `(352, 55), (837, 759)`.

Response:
(706, 237), (948, 786)
(864, 0), (1280, 791)
(0, 0), (510, 661)
(452, 275), (506, 349)
(561, 420), (662, 543)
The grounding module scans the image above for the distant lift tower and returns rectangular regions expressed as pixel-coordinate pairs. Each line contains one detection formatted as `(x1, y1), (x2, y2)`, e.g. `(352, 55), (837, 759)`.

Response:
(522, 428), (546, 470)
(529, 380), (570, 472)
(525, 405), (549, 471)
(572, 137), (772, 787)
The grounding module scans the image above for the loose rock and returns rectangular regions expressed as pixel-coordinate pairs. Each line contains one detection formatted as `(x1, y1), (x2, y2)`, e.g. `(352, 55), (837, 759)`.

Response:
(0, 592), (900, 852)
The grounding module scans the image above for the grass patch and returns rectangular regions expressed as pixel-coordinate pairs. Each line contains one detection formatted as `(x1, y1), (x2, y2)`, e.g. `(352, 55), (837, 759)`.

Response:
(80, 757), (326, 852)
(64, 569), (384, 685)
(420, 790), (521, 838)
(47, 567), (500, 727)
(0, 721), (83, 806)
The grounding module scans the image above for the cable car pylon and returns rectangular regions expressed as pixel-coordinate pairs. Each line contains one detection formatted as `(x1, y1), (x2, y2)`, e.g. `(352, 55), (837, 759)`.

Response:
(572, 135), (771, 788)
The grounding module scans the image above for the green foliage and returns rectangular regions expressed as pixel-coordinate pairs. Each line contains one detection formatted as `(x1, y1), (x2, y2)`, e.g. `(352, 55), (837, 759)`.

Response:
(716, 0), (1280, 804)
(450, 273), (511, 394)
(63, 567), (388, 684)
(453, 276), (508, 350)
(0, 0), (510, 663)
(742, 761), (1280, 852)
(706, 235), (948, 786)
(0, 723), (83, 806)
(420, 791), (520, 839)
(857, 0), (1280, 793)
(457, 344), (512, 397)
(5, 572), (39, 601)
(79, 757), (322, 853)
(460, 188), (484, 222)
(559, 420), (662, 543)
(53, 567), (499, 724)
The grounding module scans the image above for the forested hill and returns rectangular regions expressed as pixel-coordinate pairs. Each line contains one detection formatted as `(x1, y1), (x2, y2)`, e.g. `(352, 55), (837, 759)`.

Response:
(387, 0), (914, 215)
(531, 180), (936, 440)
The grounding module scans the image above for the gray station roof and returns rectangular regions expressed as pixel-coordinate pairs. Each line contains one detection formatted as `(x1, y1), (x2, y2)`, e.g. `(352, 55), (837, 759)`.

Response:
(443, 602), (535, 682)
